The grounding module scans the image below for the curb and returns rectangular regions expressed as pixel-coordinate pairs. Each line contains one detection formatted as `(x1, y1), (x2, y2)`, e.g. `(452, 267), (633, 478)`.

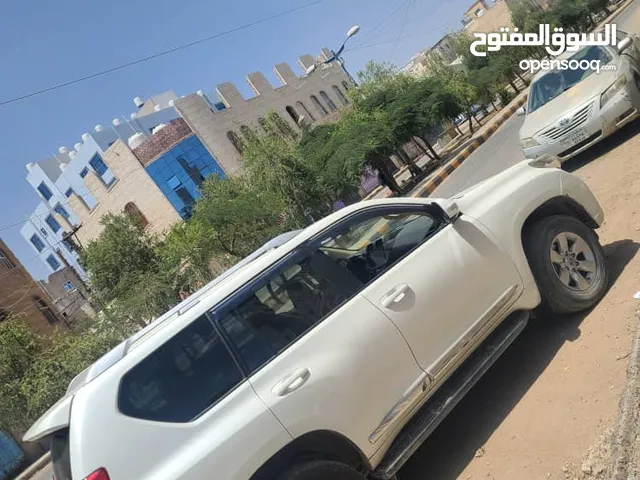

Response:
(610, 310), (640, 479)
(411, 94), (528, 198)
(13, 453), (50, 480)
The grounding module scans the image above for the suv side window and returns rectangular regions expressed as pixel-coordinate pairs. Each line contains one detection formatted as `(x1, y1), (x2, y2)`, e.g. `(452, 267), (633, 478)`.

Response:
(319, 209), (442, 285)
(118, 315), (243, 423)
(217, 250), (362, 373)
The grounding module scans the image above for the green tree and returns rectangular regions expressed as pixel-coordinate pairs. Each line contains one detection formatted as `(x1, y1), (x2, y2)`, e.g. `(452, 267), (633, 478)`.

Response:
(241, 113), (332, 224)
(81, 213), (162, 304)
(0, 316), (41, 432)
(191, 175), (288, 259)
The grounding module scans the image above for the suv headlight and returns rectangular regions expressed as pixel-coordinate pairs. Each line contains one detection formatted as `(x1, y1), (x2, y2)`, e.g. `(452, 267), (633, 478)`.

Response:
(529, 154), (561, 169)
(600, 75), (627, 107)
(520, 137), (540, 149)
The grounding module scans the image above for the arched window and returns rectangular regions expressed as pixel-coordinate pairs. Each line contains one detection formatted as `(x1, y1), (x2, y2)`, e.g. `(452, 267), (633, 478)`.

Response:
(310, 95), (328, 116)
(342, 80), (351, 91)
(124, 202), (149, 228)
(33, 296), (58, 324)
(296, 101), (315, 122)
(227, 131), (244, 154)
(319, 91), (337, 112)
(332, 85), (349, 105)
(285, 106), (300, 125)
(271, 112), (298, 140)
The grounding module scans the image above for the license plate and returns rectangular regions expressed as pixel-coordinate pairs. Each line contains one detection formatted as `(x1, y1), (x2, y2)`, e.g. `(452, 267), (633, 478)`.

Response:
(561, 128), (589, 147)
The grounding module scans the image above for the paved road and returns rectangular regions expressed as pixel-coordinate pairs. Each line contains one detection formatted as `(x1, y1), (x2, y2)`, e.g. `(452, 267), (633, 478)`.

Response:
(30, 463), (52, 480)
(430, 0), (640, 199)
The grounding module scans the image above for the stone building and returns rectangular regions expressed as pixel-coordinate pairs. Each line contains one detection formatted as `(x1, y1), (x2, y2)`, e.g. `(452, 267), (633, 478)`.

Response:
(175, 51), (352, 177)
(0, 238), (62, 335)
(20, 50), (359, 275)
(402, 34), (459, 77)
(462, 0), (514, 35)
(39, 266), (95, 325)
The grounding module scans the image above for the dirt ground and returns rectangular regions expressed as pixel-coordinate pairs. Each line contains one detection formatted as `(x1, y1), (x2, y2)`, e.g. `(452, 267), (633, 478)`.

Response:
(399, 121), (640, 480)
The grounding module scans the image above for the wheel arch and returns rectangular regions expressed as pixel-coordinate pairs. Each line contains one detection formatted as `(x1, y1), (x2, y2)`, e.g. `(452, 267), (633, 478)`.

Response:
(248, 430), (371, 480)
(521, 196), (599, 241)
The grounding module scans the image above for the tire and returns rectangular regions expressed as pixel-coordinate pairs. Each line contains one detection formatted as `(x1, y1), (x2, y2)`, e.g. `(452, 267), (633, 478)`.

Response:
(523, 215), (608, 314)
(279, 460), (367, 480)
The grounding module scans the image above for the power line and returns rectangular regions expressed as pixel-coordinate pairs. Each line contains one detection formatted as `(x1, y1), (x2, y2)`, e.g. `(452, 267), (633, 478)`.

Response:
(0, 0), (334, 108)
(358, 0), (414, 43)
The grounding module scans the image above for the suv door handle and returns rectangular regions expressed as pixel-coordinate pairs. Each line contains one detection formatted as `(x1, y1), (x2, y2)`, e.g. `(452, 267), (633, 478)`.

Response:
(272, 368), (311, 397)
(380, 284), (411, 308)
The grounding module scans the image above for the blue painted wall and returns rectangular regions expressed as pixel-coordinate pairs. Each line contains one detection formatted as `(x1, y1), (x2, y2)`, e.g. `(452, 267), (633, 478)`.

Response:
(145, 136), (226, 219)
(0, 432), (24, 480)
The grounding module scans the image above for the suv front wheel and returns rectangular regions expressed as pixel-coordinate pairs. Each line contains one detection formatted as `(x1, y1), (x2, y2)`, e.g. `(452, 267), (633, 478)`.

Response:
(280, 460), (367, 480)
(524, 215), (609, 314)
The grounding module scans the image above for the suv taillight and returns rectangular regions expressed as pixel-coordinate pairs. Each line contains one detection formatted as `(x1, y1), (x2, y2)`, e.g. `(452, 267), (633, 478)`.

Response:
(84, 468), (110, 480)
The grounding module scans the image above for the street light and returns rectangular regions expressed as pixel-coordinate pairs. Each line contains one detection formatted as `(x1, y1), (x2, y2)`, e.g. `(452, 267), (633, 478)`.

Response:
(306, 25), (360, 85)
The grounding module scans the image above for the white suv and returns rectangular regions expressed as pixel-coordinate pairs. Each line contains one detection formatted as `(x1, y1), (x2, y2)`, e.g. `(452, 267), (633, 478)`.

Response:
(25, 157), (609, 480)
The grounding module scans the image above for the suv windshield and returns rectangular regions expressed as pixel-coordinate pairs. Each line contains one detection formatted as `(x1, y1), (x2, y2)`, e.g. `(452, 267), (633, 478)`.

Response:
(528, 46), (614, 113)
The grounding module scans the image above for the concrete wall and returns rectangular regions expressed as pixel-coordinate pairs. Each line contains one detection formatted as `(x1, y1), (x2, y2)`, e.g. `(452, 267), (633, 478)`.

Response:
(464, 0), (513, 34)
(0, 239), (63, 336)
(175, 55), (351, 177)
(66, 140), (182, 246)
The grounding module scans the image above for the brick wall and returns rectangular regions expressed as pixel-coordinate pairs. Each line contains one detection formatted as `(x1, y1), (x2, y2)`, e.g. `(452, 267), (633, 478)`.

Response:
(0, 239), (62, 335)
(132, 118), (193, 166)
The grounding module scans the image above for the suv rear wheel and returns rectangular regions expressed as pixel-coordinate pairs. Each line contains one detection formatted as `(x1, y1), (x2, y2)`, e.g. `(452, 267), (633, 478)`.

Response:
(279, 460), (367, 480)
(524, 215), (608, 314)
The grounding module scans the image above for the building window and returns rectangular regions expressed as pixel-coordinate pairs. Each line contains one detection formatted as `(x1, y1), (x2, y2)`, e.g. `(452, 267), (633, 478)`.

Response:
(271, 112), (297, 140)
(333, 85), (349, 105)
(40, 228), (48, 238)
(45, 214), (61, 233)
(342, 80), (351, 91)
(0, 309), (9, 322)
(63, 281), (76, 292)
(54, 203), (70, 220)
(46, 254), (61, 271)
(37, 182), (53, 201)
(214, 101), (227, 111)
(89, 154), (108, 176)
(226, 131), (244, 154)
(65, 188), (74, 198)
(178, 157), (205, 188)
(33, 296), (58, 324)
(310, 95), (328, 116)
(30, 234), (45, 252)
(285, 106), (300, 125)
(0, 249), (16, 270)
(124, 202), (149, 228)
(319, 91), (338, 112)
(79, 167), (89, 178)
(296, 101), (315, 122)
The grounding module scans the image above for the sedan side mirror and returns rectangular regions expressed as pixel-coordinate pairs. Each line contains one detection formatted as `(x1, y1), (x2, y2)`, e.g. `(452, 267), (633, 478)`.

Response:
(618, 36), (633, 53)
(516, 106), (527, 117)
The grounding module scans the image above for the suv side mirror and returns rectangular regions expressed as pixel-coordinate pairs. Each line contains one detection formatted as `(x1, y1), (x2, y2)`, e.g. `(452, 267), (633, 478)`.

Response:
(618, 36), (633, 53)
(516, 106), (526, 117)
(432, 198), (460, 222)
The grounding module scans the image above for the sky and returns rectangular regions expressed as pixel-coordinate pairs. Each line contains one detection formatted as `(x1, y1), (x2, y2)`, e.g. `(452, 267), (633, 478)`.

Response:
(0, 0), (474, 280)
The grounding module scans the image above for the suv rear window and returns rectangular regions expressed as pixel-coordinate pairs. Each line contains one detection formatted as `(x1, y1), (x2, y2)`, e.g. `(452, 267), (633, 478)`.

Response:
(118, 315), (243, 423)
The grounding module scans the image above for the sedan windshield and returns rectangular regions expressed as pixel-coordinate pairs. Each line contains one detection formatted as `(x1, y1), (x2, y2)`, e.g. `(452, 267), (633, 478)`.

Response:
(528, 46), (614, 113)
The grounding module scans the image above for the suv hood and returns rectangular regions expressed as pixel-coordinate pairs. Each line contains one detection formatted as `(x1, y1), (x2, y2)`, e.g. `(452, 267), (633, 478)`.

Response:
(520, 64), (620, 139)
